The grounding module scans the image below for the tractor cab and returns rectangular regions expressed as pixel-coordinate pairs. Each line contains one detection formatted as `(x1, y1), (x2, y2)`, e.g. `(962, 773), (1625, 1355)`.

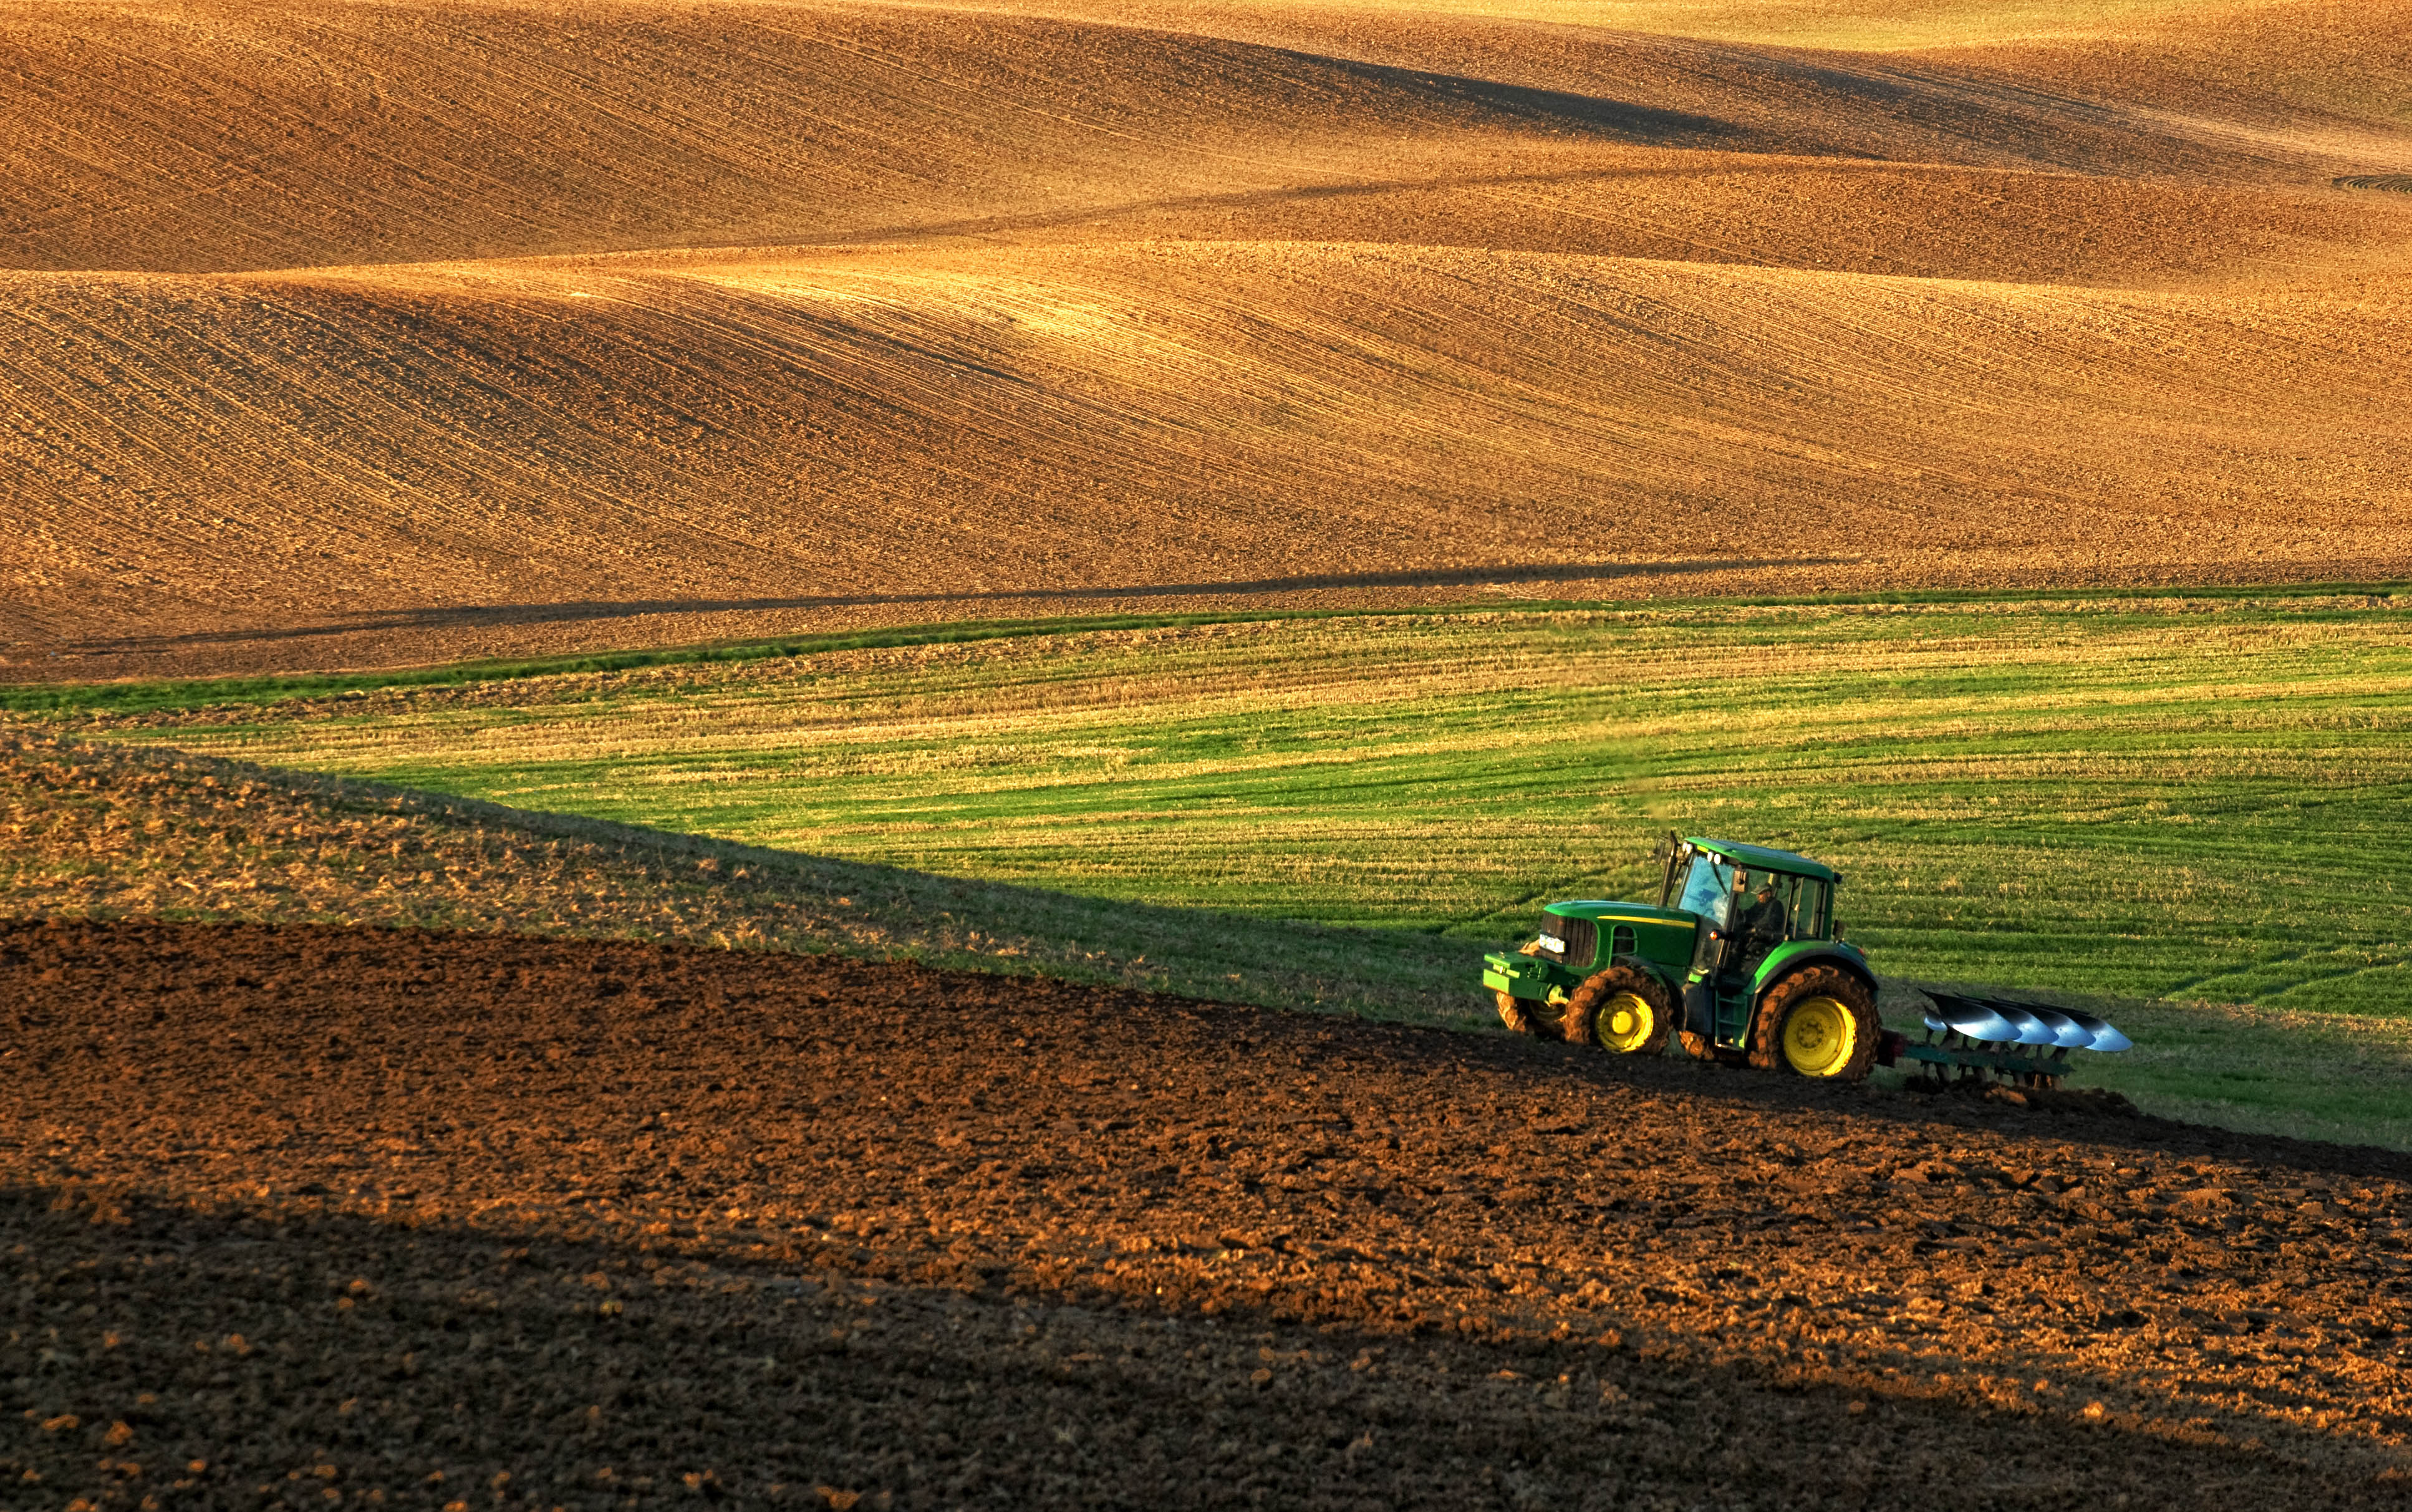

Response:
(1661, 838), (1846, 1058)
(1669, 844), (1833, 942)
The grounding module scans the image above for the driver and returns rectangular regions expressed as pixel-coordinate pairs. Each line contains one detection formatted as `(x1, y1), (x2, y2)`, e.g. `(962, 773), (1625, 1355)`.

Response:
(1738, 882), (1788, 948)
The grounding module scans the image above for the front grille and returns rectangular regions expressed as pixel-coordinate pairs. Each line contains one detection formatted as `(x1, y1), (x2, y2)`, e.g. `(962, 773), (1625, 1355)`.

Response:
(1536, 916), (1598, 973)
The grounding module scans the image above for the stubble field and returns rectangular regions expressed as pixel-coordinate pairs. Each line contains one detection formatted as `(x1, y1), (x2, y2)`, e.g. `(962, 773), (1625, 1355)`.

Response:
(17, 590), (2412, 1145)
(60, 595), (2412, 1004)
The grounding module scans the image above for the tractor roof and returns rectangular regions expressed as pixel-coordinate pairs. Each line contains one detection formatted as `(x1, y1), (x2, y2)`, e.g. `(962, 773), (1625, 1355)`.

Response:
(1688, 836), (1838, 883)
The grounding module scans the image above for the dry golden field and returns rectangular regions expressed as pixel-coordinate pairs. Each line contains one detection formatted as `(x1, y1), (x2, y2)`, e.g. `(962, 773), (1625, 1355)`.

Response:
(4, 0), (2410, 678)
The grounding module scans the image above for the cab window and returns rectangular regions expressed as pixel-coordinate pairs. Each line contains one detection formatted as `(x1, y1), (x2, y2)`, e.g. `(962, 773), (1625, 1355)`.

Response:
(1677, 854), (1737, 927)
(1757, 874), (1830, 940)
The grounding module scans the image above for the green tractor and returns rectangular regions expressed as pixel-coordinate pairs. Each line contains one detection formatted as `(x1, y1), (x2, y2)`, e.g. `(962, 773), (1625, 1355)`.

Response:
(1482, 834), (2131, 1086)
(1482, 835), (1879, 1078)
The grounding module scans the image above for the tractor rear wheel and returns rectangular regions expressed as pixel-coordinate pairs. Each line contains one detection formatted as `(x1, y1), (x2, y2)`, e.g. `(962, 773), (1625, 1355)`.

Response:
(1562, 965), (1674, 1054)
(1494, 989), (1563, 1038)
(1750, 966), (1879, 1081)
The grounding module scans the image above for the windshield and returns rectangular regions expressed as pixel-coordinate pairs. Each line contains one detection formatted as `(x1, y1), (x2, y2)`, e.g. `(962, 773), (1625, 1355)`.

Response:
(1679, 856), (1833, 940)
(1677, 854), (1737, 927)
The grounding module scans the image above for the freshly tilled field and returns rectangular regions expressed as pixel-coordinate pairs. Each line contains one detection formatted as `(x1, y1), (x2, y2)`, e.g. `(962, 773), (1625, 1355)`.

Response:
(3, 919), (2408, 1507)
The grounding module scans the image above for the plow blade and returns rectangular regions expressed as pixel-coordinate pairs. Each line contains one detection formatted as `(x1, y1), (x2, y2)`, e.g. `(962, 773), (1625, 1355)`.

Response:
(1908, 991), (2130, 1086)
(1923, 1003), (2018, 1043)
(2025, 1006), (2093, 1049)
(1925, 992), (2129, 1052)
(1998, 1006), (2061, 1047)
(2058, 1008), (2133, 1053)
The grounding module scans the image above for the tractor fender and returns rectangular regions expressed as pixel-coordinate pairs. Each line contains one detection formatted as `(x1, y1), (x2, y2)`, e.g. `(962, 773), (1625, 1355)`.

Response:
(1750, 941), (1876, 1003)
(1614, 953), (1685, 996)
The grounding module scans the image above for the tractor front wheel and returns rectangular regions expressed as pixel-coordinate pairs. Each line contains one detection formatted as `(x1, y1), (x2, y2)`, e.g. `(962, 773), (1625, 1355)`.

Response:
(1494, 988), (1564, 1038)
(1750, 966), (1879, 1081)
(1562, 965), (1674, 1054)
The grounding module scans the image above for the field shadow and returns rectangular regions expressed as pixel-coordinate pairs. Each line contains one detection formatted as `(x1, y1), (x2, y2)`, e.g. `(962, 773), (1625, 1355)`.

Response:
(52, 557), (1839, 656)
(1310, 53), (1747, 147)
(6, 1184), (2391, 1508)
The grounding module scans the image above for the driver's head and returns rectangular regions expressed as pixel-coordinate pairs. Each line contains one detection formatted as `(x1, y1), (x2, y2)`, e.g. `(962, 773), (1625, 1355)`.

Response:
(1756, 885), (1775, 903)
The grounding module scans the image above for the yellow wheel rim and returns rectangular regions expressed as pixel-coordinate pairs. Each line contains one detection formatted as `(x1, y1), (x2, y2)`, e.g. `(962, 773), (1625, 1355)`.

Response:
(1598, 991), (1656, 1053)
(1782, 996), (1857, 1077)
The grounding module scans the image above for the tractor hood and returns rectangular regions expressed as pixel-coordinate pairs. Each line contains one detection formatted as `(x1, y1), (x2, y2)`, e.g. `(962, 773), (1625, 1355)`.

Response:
(1543, 900), (1699, 928)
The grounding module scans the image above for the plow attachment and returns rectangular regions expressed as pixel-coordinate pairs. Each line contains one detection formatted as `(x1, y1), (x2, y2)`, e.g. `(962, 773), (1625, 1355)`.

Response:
(1890, 991), (2131, 1089)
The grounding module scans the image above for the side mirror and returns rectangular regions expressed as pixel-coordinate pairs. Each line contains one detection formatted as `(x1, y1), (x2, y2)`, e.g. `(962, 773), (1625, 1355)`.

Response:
(1834, 920), (1847, 940)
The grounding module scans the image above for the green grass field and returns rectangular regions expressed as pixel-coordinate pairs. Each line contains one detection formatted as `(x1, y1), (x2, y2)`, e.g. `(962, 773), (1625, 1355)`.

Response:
(24, 590), (2412, 1144)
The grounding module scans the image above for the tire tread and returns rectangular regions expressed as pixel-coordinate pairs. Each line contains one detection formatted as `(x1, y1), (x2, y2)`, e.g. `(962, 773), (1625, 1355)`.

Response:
(1561, 961), (1676, 1054)
(1749, 965), (1879, 1080)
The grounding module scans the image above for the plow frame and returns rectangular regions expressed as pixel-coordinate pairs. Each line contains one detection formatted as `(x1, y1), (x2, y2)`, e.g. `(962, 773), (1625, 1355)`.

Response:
(1898, 1028), (2072, 1089)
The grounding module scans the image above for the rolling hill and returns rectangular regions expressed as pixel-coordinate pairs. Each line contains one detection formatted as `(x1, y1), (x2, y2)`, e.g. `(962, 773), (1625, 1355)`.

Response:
(3, 0), (2407, 678)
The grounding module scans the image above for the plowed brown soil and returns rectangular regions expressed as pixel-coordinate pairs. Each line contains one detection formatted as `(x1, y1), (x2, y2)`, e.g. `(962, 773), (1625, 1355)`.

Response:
(6, 919), (2408, 1506)
(7, 1), (2365, 276)
(12, 233), (2411, 680)
(5, 1), (2411, 680)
